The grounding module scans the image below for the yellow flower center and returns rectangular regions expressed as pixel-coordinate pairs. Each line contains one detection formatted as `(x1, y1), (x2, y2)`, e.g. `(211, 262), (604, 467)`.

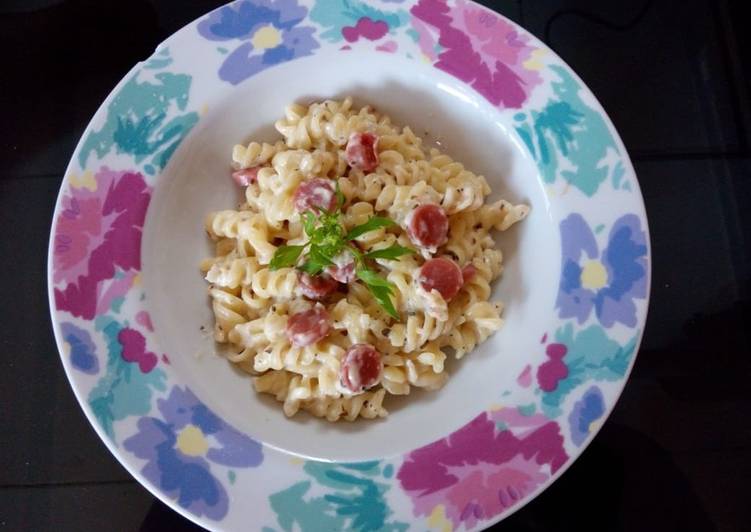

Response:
(176, 424), (209, 457)
(251, 26), (282, 49)
(69, 170), (97, 191)
(523, 48), (546, 71)
(580, 260), (608, 290)
(428, 504), (453, 532)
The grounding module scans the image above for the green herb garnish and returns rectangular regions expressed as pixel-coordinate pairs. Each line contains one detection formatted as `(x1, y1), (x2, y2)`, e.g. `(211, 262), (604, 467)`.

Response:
(269, 182), (413, 319)
(269, 244), (306, 271)
(364, 245), (415, 261)
(345, 216), (396, 241)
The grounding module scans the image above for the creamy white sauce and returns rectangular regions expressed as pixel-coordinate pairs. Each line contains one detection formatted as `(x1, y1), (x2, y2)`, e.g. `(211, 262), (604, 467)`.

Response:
(331, 249), (354, 269)
(413, 282), (449, 321)
(313, 185), (334, 208)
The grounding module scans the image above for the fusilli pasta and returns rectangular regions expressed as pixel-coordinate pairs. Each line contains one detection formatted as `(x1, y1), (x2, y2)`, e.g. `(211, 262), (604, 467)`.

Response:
(202, 98), (528, 421)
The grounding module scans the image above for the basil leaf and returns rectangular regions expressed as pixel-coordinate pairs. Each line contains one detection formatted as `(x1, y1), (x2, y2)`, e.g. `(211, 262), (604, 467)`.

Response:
(364, 245), (416, 261)
(346, 216), (396, 241)
(269, 244), (305, 271)
(302, 211), (316, 237)
(335, 180), (345, 210)
(368, 284), (399, 320)
(346, 244), (363, 262)
(356, 267), (399, 318)
(308, 245), (334, 267)
(299, 260), (324, 275)
(356, 268), (394, 291)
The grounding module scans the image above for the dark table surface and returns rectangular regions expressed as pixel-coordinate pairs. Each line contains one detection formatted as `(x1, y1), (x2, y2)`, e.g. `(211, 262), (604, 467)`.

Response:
(2, 0), (750, 530)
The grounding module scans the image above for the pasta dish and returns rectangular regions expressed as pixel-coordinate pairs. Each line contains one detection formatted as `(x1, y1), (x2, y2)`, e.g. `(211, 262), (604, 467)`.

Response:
(202, 98), (528, 421)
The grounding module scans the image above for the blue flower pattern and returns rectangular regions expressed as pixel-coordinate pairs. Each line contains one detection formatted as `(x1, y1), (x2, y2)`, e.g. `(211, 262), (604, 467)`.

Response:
(123, 387), (263, 521)
(198, 0), (319, 85)
(557, 213), (648, 328)
(60, 322), (99, 374)
(568, 386), (606, 446)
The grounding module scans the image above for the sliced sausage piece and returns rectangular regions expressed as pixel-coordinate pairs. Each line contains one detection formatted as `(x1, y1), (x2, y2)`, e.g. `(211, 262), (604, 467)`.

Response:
(232, 167), (260, 186)
(419, 257), (464, 301)
(294, 178), (336, 213)
(340, 343), (382, 392)
(325, 250), (356, 283)
(462, 263), (477, 283)
(406, 204), (449, 248)
(286, 307), (331, 347)
(298, 271), (339, 300)
(345, 132), (379, 172)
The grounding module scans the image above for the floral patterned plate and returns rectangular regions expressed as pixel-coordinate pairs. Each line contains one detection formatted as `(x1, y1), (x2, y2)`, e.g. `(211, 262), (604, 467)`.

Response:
(48, 0), (650, 530)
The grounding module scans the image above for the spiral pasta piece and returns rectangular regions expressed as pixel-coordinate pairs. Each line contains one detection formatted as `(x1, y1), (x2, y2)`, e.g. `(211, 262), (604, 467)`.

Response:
(209, 287), (247, 343)
(250, 268), (299, 299)
(388, 311), (446, 352)
(232, 140), (286, 169)
(205, 256), (262, 289)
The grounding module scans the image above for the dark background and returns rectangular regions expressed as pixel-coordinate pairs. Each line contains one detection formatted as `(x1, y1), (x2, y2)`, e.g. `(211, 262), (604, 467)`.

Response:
(1, 0), (749, 530)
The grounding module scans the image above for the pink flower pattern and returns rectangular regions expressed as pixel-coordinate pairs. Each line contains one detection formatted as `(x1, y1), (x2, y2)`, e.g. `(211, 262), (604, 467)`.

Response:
(410, 0), (542, 108)
(537, 343), (569, 392)
(119, 327), (158, 373)
(398, 408), (568, 528)
(53, 167), (151, 320)
(342, 17), (389, 42)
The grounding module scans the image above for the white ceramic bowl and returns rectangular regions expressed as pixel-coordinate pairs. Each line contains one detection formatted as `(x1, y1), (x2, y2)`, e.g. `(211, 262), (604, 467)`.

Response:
(49, 1), (650, 530)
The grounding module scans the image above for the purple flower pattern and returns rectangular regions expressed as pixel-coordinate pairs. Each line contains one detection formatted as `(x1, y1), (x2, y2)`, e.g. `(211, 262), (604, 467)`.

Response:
(60, 322), (99, 374)
(557, 213), (648, 327)
(198, 0), (318, 85)
(568, 386), (606, 446)
(124, 387), (263, 521)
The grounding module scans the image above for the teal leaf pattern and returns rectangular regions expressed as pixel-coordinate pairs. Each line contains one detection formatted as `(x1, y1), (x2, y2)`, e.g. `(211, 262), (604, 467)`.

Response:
(539, 323), (637, 417)
(514, 65), (623, 196)
(269, 461), (409, 531)
(79, 52), (199, 175)
(88, 315), (167, 440)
